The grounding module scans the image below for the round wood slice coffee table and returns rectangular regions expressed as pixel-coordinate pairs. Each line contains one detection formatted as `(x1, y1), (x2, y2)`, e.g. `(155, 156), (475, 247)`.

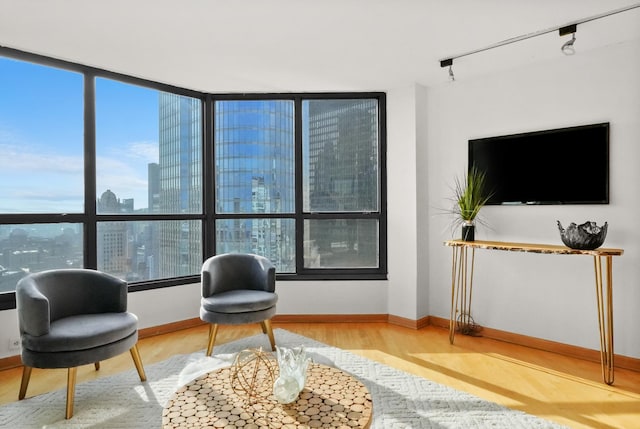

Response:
(162, 362), (372, 428)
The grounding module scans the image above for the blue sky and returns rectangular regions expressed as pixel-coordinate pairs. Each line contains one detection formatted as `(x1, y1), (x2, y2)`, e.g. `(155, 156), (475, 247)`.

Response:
(95, 77), (159, 210)
(0, 57), (158, 213)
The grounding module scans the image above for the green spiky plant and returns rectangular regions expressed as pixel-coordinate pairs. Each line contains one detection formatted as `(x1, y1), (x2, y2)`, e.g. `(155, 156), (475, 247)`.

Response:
(452, 165), (492, 229)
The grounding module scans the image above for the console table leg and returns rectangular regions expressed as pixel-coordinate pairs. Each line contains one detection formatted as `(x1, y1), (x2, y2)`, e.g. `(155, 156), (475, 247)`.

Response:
(449, 246), (460, 343)
(449, 246), (464, 344)
(449, 245), (476, 344)
(594, 255), (615, 385)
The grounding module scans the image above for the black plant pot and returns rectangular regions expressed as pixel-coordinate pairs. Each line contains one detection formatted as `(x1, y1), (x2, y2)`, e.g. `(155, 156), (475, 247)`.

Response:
(461, 224), (475, 241)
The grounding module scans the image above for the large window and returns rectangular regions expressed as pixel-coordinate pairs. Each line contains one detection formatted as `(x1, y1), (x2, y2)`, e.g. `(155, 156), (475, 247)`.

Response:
(302, 99), (380, 270)
(214, 100), (296, 272)
(95, 79), (203, 282)
(0, 57), (84, 213)
(0, 57), (85, 299)
(0, 48), (386, 310)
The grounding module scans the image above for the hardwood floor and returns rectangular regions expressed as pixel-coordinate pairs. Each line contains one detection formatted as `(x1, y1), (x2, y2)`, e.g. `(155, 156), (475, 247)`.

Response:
(1, 322), (638, 428)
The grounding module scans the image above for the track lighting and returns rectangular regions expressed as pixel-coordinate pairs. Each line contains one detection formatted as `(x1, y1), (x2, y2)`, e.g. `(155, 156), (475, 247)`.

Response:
(559, 24), (577, 55)
(440, 58), (454, 82)
(438, 4), (639, 76)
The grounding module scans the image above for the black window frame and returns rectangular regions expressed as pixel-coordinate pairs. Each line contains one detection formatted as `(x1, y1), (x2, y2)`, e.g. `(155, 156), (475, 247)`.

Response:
(0, 46), (387, 311)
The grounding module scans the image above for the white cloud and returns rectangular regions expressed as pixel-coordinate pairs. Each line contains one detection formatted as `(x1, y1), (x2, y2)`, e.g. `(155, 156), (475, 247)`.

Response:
(0, 142), (83, 175)
(96, 154), (150, 207)
(127, 140), (159, 163)
(0, 130), (158, 210)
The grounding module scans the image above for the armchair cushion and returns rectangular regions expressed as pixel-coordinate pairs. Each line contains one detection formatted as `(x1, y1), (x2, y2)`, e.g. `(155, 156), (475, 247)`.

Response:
(201, 290), (278, 314)
(22, 312), (138, 353)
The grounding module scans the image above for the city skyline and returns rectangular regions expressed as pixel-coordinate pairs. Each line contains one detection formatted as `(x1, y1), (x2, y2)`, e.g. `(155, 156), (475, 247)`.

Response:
(0, 54), (381, 289)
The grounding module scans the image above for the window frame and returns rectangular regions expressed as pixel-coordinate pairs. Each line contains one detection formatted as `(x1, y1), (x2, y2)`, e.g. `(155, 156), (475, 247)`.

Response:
(0, 47), (387, 311)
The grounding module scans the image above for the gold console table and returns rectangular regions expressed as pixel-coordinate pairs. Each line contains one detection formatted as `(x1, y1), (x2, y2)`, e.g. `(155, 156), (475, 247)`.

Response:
(444, 239), (624, 385)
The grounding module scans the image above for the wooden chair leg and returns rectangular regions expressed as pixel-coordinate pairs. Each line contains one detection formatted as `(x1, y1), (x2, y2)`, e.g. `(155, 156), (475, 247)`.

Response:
(261, 319), (276, 351)
(130, 345), (147, 382)
(18, 366), (32, 400)
(94, 362), (100, 371)
(206, 324), (218, 357)
(65, 367), (77, 419)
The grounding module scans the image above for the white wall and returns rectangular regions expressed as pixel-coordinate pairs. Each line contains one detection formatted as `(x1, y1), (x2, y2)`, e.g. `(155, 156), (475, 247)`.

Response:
(416, 84), (431, 318)
(0, 279), (390, 359)
(127, 280), (390, 324)
(424, 38), (640, 358)
(386, 86), (421, 320)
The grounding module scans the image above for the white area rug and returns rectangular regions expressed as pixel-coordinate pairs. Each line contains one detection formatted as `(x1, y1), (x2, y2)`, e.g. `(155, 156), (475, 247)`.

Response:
(0, 329), (567, 428)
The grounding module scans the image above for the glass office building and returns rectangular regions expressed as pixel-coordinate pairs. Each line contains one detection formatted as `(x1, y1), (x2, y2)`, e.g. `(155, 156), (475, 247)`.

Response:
(156, 93), (203, 278)
(302, 99), (379, 269)
(214, 100), (296, 272)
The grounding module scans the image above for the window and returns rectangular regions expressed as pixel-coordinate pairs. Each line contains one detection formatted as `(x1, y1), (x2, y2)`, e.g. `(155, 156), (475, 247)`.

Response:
(301, 99), (381, 271)
(213, 97), (385, 277)
(0, 57), (84, 213)
(95, 79), (203, 282)
(0, 223), (83, 294)
(214, 100), (296, 272)
(0, 48), (386, 310)
(0, 56), (85, 304)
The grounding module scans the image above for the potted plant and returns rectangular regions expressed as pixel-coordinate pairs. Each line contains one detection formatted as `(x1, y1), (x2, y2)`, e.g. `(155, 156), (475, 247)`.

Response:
(450, 165), (492, 241)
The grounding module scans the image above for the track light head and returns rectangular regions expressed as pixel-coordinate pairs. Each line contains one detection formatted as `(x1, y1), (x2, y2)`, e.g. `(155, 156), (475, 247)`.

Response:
(561, 34), (576, 55)
(559, 24), (577, 55)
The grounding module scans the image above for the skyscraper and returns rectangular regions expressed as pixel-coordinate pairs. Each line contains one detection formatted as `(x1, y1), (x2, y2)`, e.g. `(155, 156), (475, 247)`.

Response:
(304, 99), (379, 268)
(153, 97), (376, 273)
(214, 100), (295, 271)
(148, 163), (160, 213)
(157, 93), (202, 277)
(306, 99), (378, 212)
(97, 189), (130, 276)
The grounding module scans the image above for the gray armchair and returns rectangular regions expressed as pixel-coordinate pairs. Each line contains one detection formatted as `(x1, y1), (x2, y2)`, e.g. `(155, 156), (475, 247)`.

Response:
(16, 269), (146, 419)
(200, 253), (278, 356)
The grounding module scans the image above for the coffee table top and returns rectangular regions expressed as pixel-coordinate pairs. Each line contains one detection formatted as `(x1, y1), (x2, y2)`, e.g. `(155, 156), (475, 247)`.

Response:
(162, 362), (372, 428)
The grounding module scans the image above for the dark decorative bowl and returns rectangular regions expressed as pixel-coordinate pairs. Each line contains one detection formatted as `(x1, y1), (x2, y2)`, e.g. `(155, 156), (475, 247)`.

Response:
(557, 220), (608, 250)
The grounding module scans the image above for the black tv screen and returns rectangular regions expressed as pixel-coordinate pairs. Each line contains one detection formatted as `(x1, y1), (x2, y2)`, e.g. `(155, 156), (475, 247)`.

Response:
(469, 123), (609, 205)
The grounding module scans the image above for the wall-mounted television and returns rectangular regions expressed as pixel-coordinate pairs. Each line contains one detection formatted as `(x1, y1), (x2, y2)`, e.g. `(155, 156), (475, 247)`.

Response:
(469, 122), (609, 205)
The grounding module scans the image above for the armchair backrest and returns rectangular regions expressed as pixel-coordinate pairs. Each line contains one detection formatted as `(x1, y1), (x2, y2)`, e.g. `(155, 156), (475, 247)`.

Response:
(16, 269), (128, 336)
(201, 253), (275, 297)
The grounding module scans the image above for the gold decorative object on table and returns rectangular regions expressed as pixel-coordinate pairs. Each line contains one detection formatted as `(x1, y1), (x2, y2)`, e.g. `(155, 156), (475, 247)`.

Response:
(229, 348), (276, 405)
(162, 353), (373, 429)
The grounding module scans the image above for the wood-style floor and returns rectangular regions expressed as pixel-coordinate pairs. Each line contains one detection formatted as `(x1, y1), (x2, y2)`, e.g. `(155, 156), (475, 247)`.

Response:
(0, 322), (638, 428)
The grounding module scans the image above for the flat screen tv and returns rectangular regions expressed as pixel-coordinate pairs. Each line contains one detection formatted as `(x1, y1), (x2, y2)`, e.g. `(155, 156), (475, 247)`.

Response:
(468, 122), (609, 205)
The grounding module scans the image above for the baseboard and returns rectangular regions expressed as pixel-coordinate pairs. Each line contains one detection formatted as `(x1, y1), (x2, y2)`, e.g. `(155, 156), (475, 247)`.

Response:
(274, 313), (428, 328)
(429, 315), (640, 373)
(273, 314), (388, 324)
(138, 317), (206, 339)
(0, 354), (22, 371)
(2, 315), (638, 374)
(387, 314), (430, 329)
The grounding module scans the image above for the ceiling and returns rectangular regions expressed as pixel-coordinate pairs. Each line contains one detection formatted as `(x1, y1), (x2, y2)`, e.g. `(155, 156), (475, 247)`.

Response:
(1, 0), (639, 93)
